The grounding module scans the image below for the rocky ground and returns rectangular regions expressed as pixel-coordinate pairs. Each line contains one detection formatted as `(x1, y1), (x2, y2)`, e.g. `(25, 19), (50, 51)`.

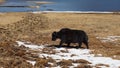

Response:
(0, 12), (120, 68)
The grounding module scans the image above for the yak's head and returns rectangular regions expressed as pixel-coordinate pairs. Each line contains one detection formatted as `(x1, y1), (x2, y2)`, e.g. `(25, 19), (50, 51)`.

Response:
(52, 31), (58, 41)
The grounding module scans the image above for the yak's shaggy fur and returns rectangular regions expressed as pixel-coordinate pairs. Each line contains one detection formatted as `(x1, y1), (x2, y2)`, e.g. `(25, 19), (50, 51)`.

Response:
(52, 28), (89, 49)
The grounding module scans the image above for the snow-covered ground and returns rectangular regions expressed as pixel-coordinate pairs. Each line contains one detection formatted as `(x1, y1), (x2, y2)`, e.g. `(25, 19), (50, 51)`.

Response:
(96, 36), (120, 43)
(16, 41), (120, 68)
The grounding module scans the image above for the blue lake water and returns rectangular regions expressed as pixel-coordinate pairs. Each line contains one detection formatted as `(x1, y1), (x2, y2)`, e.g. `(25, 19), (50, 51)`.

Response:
(0, 0), (120, 12)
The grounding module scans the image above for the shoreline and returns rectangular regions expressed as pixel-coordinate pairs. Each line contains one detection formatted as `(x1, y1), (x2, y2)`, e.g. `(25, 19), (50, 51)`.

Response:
(0, 11), (120, 14)
(32, 11), (118, 14)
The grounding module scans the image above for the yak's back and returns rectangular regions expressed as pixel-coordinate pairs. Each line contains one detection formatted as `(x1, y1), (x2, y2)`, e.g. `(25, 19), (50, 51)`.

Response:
(59, 28), (85, 35)
(59, 28), (71, 33)
(58, 28), (87, 38)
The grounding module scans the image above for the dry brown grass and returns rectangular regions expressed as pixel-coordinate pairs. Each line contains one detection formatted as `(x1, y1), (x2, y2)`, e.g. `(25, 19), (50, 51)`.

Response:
(95, 64), (110, 67)
(41, 13), (120, 59)
(35, 58), (48, 67)
(57, 59), (73, 66)
(0, 41), (34, 68)
(43, 13), (120, 36)
(75, 64), (92, 68)
(0, 57), (33, 68)
(73, 59), (91, 64)
(0, 12), (120, 60)
(0, 12), (26, 25)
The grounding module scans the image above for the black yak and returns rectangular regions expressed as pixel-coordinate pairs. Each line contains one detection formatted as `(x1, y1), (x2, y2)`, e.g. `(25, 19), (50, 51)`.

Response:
(52, 28), (89, 49)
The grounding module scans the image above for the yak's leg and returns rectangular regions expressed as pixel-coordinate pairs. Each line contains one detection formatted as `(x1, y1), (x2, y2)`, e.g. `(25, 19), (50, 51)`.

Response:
(59, 41), (63, 47)
(79, 42), (82, 48)
(76, 42), (82, 49)
(83, 41), (89, 49)
(67, 42), (71, 47)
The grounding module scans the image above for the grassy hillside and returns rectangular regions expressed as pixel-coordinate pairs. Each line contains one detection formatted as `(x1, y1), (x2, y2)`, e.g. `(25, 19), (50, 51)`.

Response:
(0, 12), (120, 67)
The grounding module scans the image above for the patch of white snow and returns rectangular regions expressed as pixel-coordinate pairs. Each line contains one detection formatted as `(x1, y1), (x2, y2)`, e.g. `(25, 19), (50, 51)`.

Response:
(16, 41), (120, 68)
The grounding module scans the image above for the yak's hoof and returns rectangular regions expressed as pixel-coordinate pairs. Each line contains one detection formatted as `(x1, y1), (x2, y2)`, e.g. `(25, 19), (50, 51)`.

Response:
(76, 46), (80, 49)
(58, 46), (61, 48)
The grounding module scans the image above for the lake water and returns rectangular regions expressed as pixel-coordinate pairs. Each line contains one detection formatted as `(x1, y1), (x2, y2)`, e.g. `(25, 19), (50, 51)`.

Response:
(0, 0), (120, 12)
